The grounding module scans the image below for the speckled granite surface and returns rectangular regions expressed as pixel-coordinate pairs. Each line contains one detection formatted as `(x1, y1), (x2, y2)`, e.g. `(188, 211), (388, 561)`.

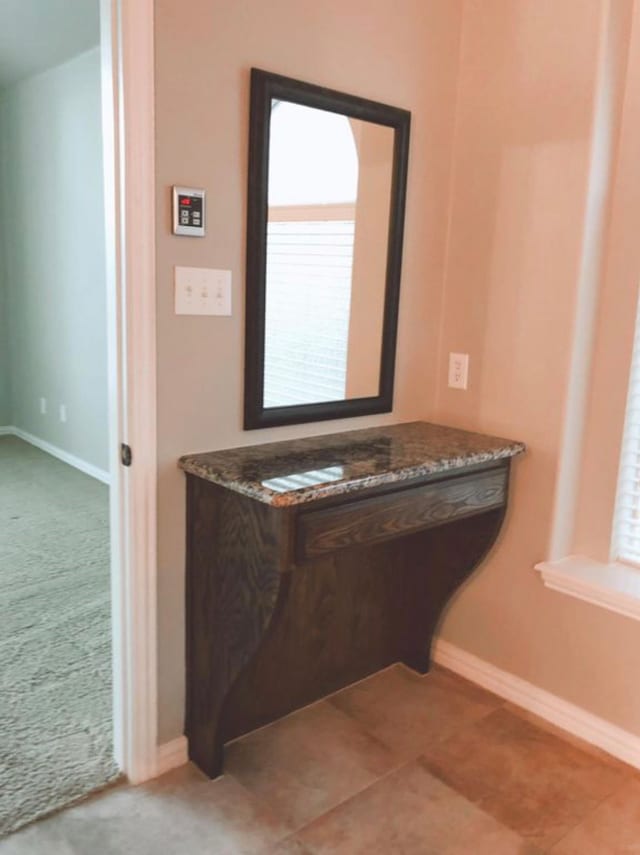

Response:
(178, 422), (524, 508)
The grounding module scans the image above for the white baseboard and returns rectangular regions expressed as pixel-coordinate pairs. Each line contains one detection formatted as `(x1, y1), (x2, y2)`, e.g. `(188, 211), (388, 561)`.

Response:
(0, 426), (110, 484)
(154, 736), (188, 778)
(433, 638), (640, 770)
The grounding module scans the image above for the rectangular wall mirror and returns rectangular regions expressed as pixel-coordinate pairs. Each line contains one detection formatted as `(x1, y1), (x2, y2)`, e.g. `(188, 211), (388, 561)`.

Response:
(244, 68), (410, 429)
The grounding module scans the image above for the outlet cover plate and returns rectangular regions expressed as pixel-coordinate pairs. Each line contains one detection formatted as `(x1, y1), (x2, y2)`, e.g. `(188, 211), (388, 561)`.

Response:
(448, 352), (469, 390)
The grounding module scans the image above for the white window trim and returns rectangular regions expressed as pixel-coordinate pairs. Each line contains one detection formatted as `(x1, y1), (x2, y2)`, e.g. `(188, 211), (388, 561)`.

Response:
(536, 4), (640, 619)
(535, 555), (640, 622)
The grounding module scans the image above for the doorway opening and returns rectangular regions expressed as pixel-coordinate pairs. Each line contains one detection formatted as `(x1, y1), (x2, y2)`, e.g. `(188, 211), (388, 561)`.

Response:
(0, 0), (158, 836)
(0, 1), (117, 835)
(0, 0), (158, 833)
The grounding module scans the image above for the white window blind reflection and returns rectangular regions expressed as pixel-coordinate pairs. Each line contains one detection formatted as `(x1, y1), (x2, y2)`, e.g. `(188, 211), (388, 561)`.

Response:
(264, 218), (355, 407)
(264, 101), (359, 408)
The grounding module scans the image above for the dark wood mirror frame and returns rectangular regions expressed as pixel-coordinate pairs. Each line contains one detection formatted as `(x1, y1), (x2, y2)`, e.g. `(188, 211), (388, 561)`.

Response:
(244, 68), (411, 430)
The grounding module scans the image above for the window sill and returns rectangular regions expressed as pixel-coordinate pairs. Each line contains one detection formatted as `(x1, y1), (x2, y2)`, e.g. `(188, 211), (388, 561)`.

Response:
(535, 555), (640, 622)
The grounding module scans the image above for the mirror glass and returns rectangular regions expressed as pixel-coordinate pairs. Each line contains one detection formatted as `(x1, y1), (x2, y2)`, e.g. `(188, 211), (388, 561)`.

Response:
(264, 101), (394, 408)
(244, 69), (410, 429)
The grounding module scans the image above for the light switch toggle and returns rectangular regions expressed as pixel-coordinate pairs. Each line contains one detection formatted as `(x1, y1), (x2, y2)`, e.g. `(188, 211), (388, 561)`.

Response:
(175, 266), (232, 316)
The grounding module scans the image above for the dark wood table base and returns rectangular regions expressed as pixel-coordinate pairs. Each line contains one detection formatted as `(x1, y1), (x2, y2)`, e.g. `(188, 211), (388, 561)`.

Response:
(184, 460), (511, 779)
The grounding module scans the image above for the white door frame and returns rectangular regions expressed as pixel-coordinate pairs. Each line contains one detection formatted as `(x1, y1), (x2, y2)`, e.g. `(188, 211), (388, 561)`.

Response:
(100, 0), (158, 784)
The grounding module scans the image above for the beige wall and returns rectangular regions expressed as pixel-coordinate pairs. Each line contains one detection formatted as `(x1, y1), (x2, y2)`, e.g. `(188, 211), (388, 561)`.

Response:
(154, 0), (464, 741)
(434, 0), (640, 734)
(155, 0), (640, 746)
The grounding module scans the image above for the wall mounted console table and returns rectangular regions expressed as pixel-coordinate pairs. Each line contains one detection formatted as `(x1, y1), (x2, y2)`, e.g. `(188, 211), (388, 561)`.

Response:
(179, 421), (524, 778)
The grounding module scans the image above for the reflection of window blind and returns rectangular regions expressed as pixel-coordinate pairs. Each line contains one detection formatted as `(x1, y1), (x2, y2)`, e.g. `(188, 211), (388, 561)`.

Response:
(614, 299), (640, 564)
(264, 219), (355, 408)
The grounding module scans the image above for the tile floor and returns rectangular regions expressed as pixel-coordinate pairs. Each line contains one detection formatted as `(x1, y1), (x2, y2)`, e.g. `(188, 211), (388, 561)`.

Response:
(1, 664), (639, 854)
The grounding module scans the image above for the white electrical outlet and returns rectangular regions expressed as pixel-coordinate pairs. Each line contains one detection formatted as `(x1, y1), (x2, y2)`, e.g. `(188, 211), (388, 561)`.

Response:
(448, 353), (469, 390)
(39, 397), (47, 415)
(59, 404), (67, 423)
(174, 266), (232, 316)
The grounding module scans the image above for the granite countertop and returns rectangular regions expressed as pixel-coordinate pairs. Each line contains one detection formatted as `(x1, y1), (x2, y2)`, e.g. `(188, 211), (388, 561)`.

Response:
(178, 421), (525, 508)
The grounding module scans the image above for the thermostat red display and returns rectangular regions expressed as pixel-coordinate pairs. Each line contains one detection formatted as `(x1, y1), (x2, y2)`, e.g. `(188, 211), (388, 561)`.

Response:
(173, 186), (205, 237)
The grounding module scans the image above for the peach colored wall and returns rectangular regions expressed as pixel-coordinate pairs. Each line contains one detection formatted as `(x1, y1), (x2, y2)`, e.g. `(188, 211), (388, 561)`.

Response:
(435, 0), (640, 734)
(154, 0), (464, 741)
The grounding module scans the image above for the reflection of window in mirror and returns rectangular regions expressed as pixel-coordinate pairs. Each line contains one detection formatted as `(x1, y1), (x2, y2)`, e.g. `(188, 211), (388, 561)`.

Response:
(264, 101), (359, 408)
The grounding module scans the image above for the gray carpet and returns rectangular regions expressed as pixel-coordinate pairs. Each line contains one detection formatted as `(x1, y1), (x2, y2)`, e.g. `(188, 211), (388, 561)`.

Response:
(0, 436), (120, 837)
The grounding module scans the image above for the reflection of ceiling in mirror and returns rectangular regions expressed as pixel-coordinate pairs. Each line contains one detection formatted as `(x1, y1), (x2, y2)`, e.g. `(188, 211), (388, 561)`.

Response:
(268, 101), (358, 206)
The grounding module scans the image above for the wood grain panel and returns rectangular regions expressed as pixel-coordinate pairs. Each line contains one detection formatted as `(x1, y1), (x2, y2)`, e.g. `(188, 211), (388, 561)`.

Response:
(218, 505), (506, 744)
(296, 468), (506, 560)
(184, 459), (512, 779)
(185, 476), (289, 777)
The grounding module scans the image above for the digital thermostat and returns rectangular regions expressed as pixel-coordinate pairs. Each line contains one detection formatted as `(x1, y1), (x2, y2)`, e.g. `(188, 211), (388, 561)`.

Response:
(172, 186), (205, 237)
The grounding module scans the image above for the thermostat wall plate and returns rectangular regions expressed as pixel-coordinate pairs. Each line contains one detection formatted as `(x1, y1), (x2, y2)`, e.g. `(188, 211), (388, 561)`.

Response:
(173, 186), (206, 237)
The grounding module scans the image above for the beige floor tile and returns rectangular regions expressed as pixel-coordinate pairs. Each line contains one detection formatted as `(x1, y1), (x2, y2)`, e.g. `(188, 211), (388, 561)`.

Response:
(549, 777), (640, 853)
(0, 764), (289, 855)
(503, 702), (638, 777)
(297, 759), (541, 855)
(421, 706), (627, 850)
(0, 780), (150, 854)
(0, 825), (74, 855)
(138, 761), (209, 796)
(269, 836), (314, 853)
(3, 667), (635, 854)
(328, 664), (503, 761)
(225, 699), (398, 830)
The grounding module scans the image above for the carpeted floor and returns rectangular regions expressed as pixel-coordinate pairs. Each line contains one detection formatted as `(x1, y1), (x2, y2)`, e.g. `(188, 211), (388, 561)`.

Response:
(0, 436), (120, 837)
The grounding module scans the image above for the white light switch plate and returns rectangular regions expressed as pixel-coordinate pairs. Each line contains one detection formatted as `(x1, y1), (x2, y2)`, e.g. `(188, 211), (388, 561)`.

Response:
(174, 266), (232, 316)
